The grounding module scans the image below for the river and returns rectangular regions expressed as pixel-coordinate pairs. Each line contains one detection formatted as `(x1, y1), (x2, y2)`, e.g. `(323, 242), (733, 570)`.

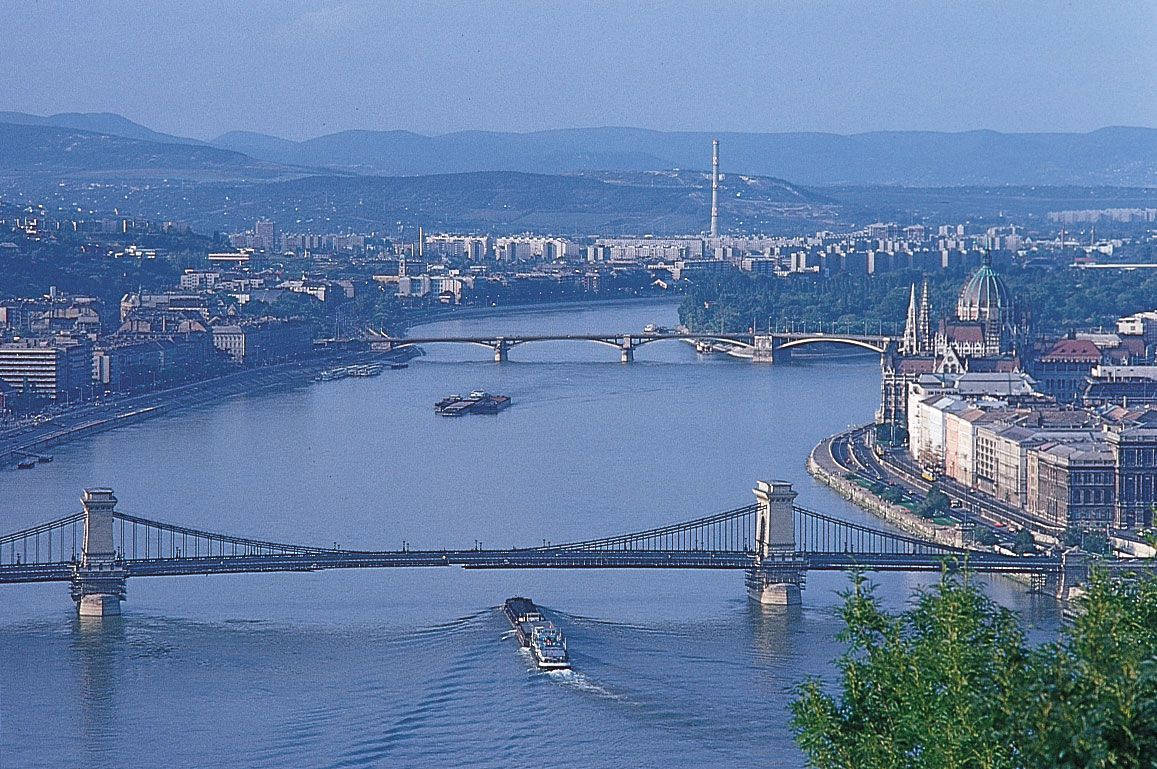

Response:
(0, 300), (1061, 769)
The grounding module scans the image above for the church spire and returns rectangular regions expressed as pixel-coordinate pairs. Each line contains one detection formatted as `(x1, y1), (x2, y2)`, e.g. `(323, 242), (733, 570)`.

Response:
(918, 276), (932, 354)
(901, 283), (919, 355)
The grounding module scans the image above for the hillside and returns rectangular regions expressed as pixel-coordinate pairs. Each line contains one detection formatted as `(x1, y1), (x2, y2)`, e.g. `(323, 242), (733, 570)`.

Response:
(0, 169), (837, 236)
(0, 111), (200, 146)
(0, 122), (279, 176)
(3, 113), (1153, 186)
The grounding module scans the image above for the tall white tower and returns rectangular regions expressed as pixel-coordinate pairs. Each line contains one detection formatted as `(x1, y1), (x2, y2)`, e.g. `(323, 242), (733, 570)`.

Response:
(710, 138), (719, 238)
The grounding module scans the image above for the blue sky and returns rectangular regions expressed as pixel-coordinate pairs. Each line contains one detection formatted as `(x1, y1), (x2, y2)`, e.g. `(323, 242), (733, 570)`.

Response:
(2, 0), (1153, 140)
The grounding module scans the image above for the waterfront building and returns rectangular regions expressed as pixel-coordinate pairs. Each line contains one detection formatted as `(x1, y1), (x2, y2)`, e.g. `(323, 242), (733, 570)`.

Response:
(424, 234), (491, 260)
(879, 255), (1028, 435)
(210, 318), (312, 365)
(935, 253), (1029, 358)
(0, 336), (92, 402)
(1104, 410), (1157, 528)
(593, 237), (705, 262)
(120, 292), (210, 323)
(905, 372), (1039, 472)
(494, 236), (575, 262)
(93, 332), (215, 392)
(1032, 338), (1104, 404)
(1026, 439), (1116, 530)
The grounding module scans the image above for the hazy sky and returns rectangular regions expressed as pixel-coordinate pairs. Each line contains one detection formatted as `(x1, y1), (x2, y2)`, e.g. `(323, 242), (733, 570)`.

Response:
(2, 0), (1154, 140)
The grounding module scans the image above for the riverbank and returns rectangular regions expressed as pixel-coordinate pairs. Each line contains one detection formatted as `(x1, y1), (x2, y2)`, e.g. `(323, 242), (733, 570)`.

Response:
(0, 346), (416, 468)
(807, 428), (967, 548)
(2, 295), (674, 469)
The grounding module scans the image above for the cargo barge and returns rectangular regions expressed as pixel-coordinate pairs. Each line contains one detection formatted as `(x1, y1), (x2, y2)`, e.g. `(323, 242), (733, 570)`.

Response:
(503, 597), (571, 670)
(435, 390), (511, 417)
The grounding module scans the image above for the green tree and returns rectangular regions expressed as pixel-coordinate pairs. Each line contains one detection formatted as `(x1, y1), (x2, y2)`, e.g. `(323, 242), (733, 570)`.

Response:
(916, 484), (950, 519)
(792, 574), (1027, 769)
(976, 528), (1000, 547)
(1012, 528), (1036, 554)
(881, 486), (906, 505)
(791, 573), (1157, 769)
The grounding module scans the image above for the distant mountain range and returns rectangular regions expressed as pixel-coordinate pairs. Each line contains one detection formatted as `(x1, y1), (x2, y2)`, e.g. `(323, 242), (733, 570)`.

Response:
(209, 126), (1157, 186)
(0, 111), (1153, 186)
(0, 111), (1153, 235)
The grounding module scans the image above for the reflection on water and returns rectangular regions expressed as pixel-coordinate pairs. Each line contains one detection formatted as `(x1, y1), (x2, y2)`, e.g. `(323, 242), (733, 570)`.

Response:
(74, 615), (124, 768)
(0, 301), (1060, 769)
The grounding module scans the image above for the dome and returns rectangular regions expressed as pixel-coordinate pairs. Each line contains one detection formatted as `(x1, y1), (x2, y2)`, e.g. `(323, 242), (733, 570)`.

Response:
(956, 253), (1011, 323)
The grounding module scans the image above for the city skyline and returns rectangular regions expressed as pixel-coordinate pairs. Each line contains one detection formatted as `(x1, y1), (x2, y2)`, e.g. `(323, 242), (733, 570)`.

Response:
(2, 1), (1154, 141)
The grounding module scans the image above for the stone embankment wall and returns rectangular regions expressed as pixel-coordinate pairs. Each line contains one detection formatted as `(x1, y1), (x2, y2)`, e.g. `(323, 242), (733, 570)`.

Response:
(807, 439), (965, 549)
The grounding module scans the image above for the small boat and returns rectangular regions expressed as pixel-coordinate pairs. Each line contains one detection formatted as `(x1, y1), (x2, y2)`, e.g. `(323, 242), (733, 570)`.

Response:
(17, 459), (36, 470)
(389, 362), (409, 370)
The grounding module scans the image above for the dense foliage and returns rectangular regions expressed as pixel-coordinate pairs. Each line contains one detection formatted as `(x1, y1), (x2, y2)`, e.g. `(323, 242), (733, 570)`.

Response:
(679, 259), (1157, 335)
(791, 573), (1157, 769)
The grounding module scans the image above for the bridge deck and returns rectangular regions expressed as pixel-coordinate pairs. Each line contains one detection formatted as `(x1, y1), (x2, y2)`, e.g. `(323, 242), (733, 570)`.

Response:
(0, 549), (1063, 583)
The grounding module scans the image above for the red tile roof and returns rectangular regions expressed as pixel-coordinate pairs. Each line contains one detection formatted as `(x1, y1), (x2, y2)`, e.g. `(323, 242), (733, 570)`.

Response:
(1041, 338), (1102, 363)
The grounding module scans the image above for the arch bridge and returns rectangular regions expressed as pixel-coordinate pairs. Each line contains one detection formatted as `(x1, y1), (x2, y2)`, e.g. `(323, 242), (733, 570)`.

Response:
(0, 482), (1094, 618)
(366, 331), (891, 363)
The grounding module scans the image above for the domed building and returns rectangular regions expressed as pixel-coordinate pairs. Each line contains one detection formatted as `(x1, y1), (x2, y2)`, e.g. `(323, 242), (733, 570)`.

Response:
(936, 253), (1025, 358)
(879, 253), (1029, 432)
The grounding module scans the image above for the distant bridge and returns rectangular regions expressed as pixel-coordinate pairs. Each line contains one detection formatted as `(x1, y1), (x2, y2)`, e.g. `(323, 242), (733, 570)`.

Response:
(364, 331), (892, 363)
(0, 482), (1110, 618)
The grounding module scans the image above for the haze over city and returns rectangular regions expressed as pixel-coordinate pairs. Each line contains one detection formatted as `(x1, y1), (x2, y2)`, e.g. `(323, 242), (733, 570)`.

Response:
(2, 0), (1155, 140)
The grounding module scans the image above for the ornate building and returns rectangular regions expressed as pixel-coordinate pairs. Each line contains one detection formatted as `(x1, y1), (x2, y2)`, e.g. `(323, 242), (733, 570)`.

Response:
(935, 253), (1027, 358)
(879, 254), (1028, 436)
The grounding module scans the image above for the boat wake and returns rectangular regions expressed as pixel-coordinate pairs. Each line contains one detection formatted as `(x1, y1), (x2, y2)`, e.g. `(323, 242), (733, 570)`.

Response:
(545, 669), (626, 701)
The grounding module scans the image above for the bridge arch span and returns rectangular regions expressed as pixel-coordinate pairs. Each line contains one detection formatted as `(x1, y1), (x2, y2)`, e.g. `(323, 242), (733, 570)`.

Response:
(631, 335), (754, 351)
(504, 337), (625, 353)
(774, 336), (888, 354)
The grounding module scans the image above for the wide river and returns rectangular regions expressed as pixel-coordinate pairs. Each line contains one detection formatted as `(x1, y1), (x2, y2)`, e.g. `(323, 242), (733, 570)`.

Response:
(0, 300), (1060, 769)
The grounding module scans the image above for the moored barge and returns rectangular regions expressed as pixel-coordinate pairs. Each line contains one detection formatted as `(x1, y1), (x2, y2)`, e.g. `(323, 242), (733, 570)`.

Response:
(435, 391), (511, 416)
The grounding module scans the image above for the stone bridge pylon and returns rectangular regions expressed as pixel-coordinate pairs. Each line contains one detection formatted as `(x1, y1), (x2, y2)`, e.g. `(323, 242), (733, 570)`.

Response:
(747, 480), (805, 605)
(72, 488), (126, 616)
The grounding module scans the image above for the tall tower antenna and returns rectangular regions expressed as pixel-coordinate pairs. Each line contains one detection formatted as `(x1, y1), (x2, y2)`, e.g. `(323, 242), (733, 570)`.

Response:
(710, 138), (720, 238)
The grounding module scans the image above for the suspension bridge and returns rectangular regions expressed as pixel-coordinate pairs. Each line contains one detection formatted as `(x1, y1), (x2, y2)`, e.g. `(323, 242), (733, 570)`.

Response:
(1, 482), (1089, 617)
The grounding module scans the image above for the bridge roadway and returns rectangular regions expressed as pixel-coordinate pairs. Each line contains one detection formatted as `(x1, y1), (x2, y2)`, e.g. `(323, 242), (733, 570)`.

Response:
(0, 548), (1060, 584)
(369, 331), (891, 363)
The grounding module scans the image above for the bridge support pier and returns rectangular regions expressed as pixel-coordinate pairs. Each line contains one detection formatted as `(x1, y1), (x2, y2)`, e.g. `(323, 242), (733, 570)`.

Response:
(71, 488), (126, 617)
(620, 338), (634, 364)
(1044, 550), (1089, 602)
(751, 335), (776, 364)
(493, 338), (508, 363)
(748, 481), (804, 605)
